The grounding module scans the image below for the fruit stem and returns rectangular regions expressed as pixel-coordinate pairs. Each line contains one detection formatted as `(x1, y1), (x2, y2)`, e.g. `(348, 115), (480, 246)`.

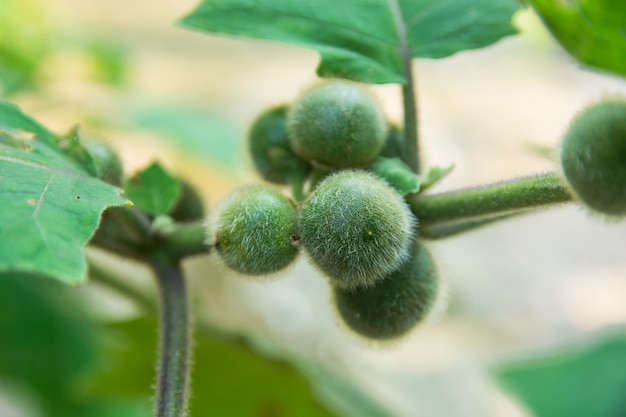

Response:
(389, 0), (420, 173)
(409, 172), (573, 225)
(152, 261), (191, 417)
(289, 171), (306, 202)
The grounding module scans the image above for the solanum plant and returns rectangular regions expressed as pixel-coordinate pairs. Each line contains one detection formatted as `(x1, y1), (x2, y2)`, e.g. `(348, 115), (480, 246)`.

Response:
(1, 0), (625, 416)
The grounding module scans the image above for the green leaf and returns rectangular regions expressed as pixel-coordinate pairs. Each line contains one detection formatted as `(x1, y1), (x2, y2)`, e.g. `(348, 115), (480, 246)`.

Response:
(180, 0), (520, 84)
(84, 317), (340, 417)
(369, 157), (420, 195)
(420, 164), (455, 192)
(123, 161), (181, 216)
(495, 331), (626, 417)
(530, 0), (626, 77)
(0, 101), (130, 284)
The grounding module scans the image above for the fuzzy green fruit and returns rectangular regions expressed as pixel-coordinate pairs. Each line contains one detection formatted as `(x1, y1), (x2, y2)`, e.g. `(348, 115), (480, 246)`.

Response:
(287, 81), (387, 168)
(299, 170), (416, 288)
(248, 105), (310, 184)
(83, 138), (123, 186)
(170, 180), (205, 222)
(561, 99), (626, 216)
(334, 240), (439, 340)
(212, 186), (299, 275)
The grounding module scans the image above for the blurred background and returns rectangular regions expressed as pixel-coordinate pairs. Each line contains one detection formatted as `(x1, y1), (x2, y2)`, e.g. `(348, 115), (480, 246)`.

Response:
(2, 0), (626, 416)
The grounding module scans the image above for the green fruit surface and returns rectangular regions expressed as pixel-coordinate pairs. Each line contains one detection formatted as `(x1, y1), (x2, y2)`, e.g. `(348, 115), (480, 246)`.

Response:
(561, 100), (626, 215)
(213, 186), (299, 275)
(334, 241), (439, 340)
(288, 81), (386, 168)
(299, 170), (415, 288)
(84, 138), (123, 186)
(248, 105), (310, 184)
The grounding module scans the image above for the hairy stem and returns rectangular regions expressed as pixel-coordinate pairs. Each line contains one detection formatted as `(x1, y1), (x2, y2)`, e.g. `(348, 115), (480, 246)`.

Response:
(389, 0), (419, 173)
(419, 213), (518, 239)
(409, 172), (573, 225)
(152, 261), (191, 417)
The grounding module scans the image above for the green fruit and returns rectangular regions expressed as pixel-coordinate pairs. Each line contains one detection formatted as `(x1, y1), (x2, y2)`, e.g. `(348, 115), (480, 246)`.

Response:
(299, 170), (416, 289)
(334, 240), (439, 340)
(248, 105), (310, 184)
(212, 186), (299, 275)
(83, 138), (123, 186)
(380, 123), (404, 159)
(170, 180), (205, 222)
(287, 81), (387, 168)
(561, 99), (626, 215)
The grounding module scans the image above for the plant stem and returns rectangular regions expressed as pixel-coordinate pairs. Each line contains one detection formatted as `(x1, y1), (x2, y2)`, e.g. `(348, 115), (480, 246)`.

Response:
(152, 261), (191, 417)
(408, 172), (573, 225)
(389, 0), (419, 173)
(419, 213), (517, 240)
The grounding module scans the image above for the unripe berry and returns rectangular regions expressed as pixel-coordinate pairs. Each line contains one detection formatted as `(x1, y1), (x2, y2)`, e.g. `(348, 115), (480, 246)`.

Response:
(248, 105), (310, 184)
(170, 180), (205, 222)
(561, 99), (626, 216)
(211, 186), (299, 276)
(83, 138), (123, 186)
(334, 240), (439, 340)
(299, 170), (416, 289)
(287, 81), (387, 168)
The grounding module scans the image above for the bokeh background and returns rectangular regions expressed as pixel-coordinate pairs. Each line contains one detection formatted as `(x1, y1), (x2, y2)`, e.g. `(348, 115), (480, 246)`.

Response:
(2, 0), (626, 416)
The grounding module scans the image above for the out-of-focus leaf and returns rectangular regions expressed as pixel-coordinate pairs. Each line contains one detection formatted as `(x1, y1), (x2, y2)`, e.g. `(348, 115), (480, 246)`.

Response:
(0, 101), (130, 284)
(85, 317), (346, 417)
(180, 0), (520, 84)
(124, 162), (181, 216)
(131, 104), (241, 168)
(529, 0), (626, 77)
(369, 157), (420, 195)
(420, 164), (455, 192)
(495, 330), (626, 417)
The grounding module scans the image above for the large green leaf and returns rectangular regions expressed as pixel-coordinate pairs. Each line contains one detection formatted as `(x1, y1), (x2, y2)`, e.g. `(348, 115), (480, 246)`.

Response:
(0, 100), (130, 284)
(530, 0), (626, 77)
(0, 274), (153, 417)
(495, 331), (626, 417)
(84, 317), (340, 417)
(180, 0), (520, 84)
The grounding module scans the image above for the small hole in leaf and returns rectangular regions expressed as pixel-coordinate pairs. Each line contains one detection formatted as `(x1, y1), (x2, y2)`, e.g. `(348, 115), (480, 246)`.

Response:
(76, 195), (81, 200)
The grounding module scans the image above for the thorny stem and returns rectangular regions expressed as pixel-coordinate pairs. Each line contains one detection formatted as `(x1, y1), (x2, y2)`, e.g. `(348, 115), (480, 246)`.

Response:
(409, 172), (573, 226)
(389, 0), (419, 173)
(152, 261), (191, 417)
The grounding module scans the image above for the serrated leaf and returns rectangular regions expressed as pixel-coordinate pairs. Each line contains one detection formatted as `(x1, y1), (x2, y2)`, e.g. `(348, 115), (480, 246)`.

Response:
(180, 0), (520, 84)
(530, 0), (626, 77)
(369, 157), (420, 195)
(0, 100), (130, 285)
(420, 164), (455, 191)
(124, 162), (181, 216)
(495, 331), (626, 417)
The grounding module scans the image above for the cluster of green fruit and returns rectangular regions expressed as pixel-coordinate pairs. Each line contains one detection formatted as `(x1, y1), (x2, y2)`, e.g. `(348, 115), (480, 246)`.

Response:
(208, 81), (439, 340)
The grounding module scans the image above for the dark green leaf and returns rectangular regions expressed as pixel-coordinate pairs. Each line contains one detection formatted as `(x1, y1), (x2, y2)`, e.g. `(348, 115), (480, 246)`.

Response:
(180, 0), (520, 84)
(530, 0), (626, 77)
(0, 101), (130, 284)
(369, 157), (420, 195)
(495, 331), (626, 417)
(123, 161), (181, 216)
(84, 317), (340, 417)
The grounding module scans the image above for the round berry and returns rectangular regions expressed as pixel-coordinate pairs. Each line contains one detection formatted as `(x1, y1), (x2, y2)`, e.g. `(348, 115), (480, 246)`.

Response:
(287, 81), (387, 168)
(334, 240), (439, 340)
(561, 99), (626, 216)
(170, 180), (205, 222)
(212, 186), (299, 275)
(299, 170), (416, 289)
(248, 105), (310, 184)
(84, 138), (123, 186)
